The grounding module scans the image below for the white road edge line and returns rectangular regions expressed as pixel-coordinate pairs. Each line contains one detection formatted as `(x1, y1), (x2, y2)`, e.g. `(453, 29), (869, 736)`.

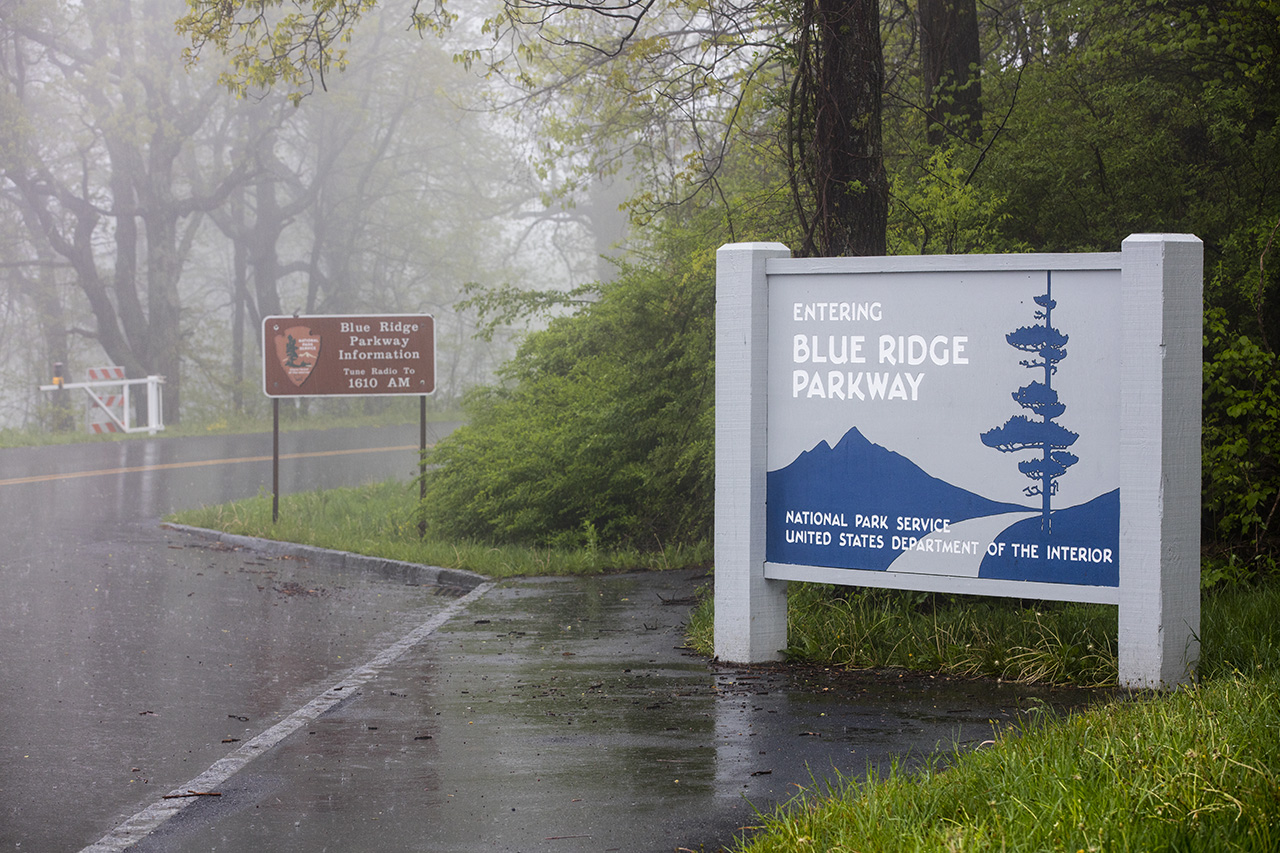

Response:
(79, 581), (496, 853)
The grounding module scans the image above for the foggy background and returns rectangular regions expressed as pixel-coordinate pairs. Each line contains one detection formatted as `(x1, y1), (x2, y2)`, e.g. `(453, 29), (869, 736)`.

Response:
(0, 0), (633, 430)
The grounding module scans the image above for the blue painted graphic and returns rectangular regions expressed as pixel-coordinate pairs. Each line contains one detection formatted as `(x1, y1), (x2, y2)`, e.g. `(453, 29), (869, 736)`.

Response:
(980, 273), (1078, 532)
(979, 490), (1119, 586)
(765, 272), (1120, 588)
(765, 427), (1027, 569)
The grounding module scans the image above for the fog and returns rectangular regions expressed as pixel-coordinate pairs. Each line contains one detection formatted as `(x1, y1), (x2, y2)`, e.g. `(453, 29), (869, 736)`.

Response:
(0, 0), (626, 431)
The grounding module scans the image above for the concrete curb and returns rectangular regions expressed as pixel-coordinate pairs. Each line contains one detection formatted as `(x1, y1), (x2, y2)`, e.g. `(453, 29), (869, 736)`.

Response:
(161, 523), (490, 592)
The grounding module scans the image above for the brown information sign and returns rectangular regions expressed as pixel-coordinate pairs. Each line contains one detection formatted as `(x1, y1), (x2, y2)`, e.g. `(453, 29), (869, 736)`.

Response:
(262, 314), (435, 397)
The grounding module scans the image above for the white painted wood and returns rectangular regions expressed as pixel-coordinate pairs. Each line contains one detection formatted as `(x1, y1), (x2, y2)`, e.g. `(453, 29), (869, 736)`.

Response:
(767, 252), (1121, 277)
(1119, 234), (1203, 688)
(714, 243), (791, 662)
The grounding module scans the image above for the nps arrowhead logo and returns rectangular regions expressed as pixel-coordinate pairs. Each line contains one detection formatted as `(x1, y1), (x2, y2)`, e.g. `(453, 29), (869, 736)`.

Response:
(272, 324), (321, 387)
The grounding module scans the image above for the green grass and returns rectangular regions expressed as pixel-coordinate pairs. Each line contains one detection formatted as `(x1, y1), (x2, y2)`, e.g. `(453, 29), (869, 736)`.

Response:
(734, 671), (1280, 852)
(688, 581), (1280, 852)
(687, 584), (1120, 686)
(166, 478), (710, 579)
(687, 580), (1280, 686)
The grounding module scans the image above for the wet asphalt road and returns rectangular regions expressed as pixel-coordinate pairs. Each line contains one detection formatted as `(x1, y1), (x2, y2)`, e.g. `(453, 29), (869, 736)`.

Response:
(1, 427), (1104, 852)
(0, 425), (450, 851)
(124, 569), (1104, 853)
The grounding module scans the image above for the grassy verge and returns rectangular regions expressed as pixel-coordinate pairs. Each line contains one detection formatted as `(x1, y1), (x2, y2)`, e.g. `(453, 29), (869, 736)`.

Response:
(735, 671), (1279, 852)
(689, 581), (1280, 685)
(166, 478), (710, 579)
(686, 584), (1120, 685)
(686, 581), (1280, 852)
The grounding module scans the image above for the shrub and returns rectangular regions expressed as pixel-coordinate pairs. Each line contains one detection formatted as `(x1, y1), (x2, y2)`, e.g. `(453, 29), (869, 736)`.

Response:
(419, 244), (716, 550)
(1202, 309), (1280, 585)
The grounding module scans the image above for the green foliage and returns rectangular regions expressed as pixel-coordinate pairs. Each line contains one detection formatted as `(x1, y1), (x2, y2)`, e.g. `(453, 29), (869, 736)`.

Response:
(687, 583), (1119, 685)
(417, 60), (796, 552)
(787, 585), (1118, 685)
(454, 281), (602, 343)
(701, 576), (1280, 853)
(887, 147), (1022, 256)
(980, 69), (1213, 253)
(420, 228), (718, 550)
(690, 574), (1280, 687)
(729, 575), (1280, 852)
(1200, 580), (1280, 679)
(970, 0), (1280, 257)
(1203, 306), (1280, 583)
(954, 0), (1280, 589)
(734, 673), (1280, 853)
(180, 0), (1280, 579)
(178, 0), (388, 101)
(1200, 204), (1280, 586)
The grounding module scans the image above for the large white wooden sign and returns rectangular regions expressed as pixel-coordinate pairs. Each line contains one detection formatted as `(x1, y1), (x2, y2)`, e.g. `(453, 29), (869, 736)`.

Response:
(714, 235), (1202, 689)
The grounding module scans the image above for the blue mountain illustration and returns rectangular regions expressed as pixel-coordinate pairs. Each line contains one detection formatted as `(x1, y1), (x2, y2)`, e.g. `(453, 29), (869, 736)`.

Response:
(767, 426), (1030, 570)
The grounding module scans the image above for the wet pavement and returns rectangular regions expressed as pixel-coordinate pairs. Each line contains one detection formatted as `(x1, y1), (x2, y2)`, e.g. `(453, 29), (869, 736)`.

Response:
(1, 530), (467, 853)
(0, 427), (456, 851)
(114, 564), (1101, 853)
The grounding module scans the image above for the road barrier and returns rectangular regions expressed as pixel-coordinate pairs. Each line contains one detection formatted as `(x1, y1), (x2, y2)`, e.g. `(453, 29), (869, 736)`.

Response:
(40, 365), (165, 435)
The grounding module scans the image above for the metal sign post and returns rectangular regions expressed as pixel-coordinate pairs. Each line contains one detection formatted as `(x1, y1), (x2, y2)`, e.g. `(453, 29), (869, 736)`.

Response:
(419, 396), (428, 538)
(262, 314), (436, 523)
(273, 398), (280, 524)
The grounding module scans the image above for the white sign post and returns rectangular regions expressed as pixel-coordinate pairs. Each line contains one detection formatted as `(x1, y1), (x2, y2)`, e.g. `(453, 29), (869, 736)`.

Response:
(714, 235), (1202, 689)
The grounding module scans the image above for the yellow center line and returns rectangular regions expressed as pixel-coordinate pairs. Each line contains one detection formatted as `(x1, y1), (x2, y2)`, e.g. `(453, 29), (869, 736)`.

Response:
(0, 445), (420, 487)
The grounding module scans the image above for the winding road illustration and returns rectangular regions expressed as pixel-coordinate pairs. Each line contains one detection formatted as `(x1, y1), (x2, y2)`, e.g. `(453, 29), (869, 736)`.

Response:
(886, 511), (1040, 577)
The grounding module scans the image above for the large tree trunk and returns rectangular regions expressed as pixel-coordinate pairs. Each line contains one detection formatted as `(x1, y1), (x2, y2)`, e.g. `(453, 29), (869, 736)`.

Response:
(12, 203), (75, 429)
(231, 193), (249, 415)
(919, 0), (982, 145)
(795, 0), (889, 258)
(143, 211), (185, 425)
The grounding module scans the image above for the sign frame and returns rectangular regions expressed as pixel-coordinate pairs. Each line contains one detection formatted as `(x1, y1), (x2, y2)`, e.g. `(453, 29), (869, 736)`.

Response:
(262, 314), (435, 398)
(713, 236), (1203, 689)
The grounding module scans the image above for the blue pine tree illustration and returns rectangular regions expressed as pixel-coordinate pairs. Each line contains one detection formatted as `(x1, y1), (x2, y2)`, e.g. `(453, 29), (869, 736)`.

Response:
(981, 273), (1079, 532)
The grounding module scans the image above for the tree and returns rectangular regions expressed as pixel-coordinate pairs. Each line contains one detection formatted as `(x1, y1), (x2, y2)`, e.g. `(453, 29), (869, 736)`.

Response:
(283, 334), (310, 367)
(419, 88), (801, 549)
(176, 0), (891, 258)
(280, 11), (537, 405)
(1, 0), (255, 425)
(791, 0), (889, 256)
(200, 96), (303, 412)
(981, 274), (1078, 531)
(917, 0), (980, 145)
(421, 204), (721, 548)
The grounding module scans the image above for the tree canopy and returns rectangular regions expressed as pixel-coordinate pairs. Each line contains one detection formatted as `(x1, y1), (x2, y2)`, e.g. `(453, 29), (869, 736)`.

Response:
(410, 0), (1280, 577)
(178, 0), (897, 257)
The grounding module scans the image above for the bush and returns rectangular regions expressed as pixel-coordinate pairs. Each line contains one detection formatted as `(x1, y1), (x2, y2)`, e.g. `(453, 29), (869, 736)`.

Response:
(419, 243), (716, 550)
(1202, 306), (1280, 586)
